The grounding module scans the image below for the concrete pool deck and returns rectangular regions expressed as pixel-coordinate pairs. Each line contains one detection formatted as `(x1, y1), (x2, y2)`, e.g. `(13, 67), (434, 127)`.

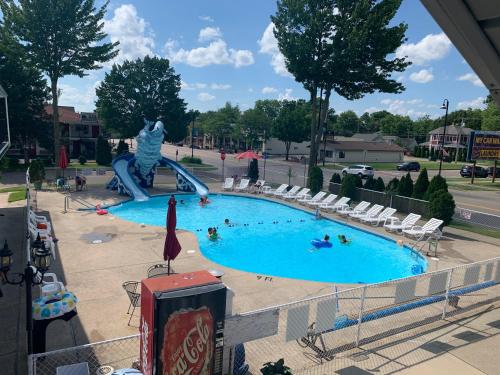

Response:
(1, 183), (500, 374)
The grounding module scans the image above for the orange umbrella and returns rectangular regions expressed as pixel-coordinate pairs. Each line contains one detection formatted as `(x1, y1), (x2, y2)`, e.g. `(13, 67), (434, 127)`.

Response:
(235, 150), (261, 160)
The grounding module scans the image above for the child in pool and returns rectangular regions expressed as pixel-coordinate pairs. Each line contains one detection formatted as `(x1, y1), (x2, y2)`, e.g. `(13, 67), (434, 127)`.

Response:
(209, 228), (219, 240)
(323, 234), (330, 244)
(207, 227), (213, 238)
(338, 234), (351, 244)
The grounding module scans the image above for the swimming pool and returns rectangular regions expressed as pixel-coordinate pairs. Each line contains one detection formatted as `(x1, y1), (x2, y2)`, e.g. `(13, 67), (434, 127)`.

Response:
(109, 194), (427, 284)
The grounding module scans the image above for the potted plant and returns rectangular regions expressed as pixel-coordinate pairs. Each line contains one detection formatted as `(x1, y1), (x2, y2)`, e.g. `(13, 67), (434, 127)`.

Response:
(29, 159), (46, 190)
(260, 359), (292, 375)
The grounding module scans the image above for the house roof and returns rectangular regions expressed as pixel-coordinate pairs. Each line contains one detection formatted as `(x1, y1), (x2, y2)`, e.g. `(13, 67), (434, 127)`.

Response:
(352, 133), (384, 142)
(44, 105), (99, 124)
(326, 140), (404, 152)
(429, 124), (473, 136)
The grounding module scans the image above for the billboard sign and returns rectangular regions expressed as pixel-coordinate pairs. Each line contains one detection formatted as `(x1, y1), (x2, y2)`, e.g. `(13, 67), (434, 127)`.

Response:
(467, 131), (500, 161)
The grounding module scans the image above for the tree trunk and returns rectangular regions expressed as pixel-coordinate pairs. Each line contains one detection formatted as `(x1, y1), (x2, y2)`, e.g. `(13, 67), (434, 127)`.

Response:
(285, 141), (291, 161)
(308, 88), (318, 172)
(51, 79), (60, 167)
(23, 135), (30, 165)
(312, 88), (331, 162)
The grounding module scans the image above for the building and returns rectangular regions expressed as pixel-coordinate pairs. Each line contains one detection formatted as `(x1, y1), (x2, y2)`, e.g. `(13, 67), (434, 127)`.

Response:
(264, 137), (310, 156)
(426, 124), (473, 153)
(351, 133), (385, 142)
(353, 132), (417, 152)
(44, 105), (102, 159)
(320, 141), (404, 163)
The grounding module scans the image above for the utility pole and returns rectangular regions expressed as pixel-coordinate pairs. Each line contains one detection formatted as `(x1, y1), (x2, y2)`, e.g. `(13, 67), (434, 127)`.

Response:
(438, 99), (449, 176)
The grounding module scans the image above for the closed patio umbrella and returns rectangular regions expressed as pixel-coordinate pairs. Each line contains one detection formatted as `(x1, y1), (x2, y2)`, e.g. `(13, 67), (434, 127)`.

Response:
(235, 150), (261, 160)
(58, 145), (68, 177)
(163, 195), (181, 275)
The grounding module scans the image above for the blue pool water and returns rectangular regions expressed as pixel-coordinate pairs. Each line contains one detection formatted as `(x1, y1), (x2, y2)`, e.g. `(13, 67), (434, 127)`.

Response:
(109, 194), (427, 284)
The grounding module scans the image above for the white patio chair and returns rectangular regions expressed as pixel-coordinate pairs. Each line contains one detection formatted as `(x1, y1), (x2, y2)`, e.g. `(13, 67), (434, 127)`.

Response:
(234, 179), (250, 192)
(28, 223), (56, 259)
(281, 186), (301, 199)
(308, 194), (337, 207)
(362, 207), (397, 226)
(384, 213), (421, 232)
(320, 196), (350, 211)
(292, 188), (311, 200)
(39, 273), (66, 297)
(265, 184), (288, 196)
(298, 191), (327, 205)
(403, 218), (444, 239)
(350, 204), (384, 220)
(29, 211), (52, 232)
(252, 180), (266, 193)
(222, 177), (234, 191)
(337, 201), (370, 216)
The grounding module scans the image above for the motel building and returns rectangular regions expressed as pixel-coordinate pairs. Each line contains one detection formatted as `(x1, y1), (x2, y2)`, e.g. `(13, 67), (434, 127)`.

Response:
(426, 124), (473, 154)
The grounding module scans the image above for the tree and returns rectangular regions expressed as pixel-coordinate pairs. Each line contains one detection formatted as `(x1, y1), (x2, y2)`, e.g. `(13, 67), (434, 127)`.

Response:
(412, 168), (429, 199)
(386, 177), (399, 194)
(115, 140), (129, 155)
(96, 136), (112, 165)
(199, 103), (240, 149)
(380, 114), (413, 137)
(482, 96), (500, 131)
(397, 172), (413, 197)
(0, 26), (48, 162)
(424, 175), (448, 200)
(363, 176), (376, 190)
(240, 108), (271, 149)
(96, 56), (188, 141)
(308, 166), (323, 194)
(374, 177), (385, 192)
(330, 173), (341, 184)
(340, 174), (359, 200)
(335, 111), (360, 136)
(248, 158), (259, 183)
(272, 100), (309, 160)
(429, 190), (455, 226)
(1, 0), (119, 165)
(272, 0), (410, 172)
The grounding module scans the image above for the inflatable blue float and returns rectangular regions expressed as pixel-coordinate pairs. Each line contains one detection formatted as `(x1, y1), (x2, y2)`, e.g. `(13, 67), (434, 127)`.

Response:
(311, 239), (332, 248)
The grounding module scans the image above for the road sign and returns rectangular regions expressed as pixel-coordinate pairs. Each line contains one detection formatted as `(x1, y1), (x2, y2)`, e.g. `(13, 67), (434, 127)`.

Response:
(220, 151), (226, 161)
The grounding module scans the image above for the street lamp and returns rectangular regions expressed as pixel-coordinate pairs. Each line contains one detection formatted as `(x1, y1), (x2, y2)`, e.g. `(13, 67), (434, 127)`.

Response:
(438, 99), (449, 176)
(322, 121), (328, 167)
(191, 112), (196, 159)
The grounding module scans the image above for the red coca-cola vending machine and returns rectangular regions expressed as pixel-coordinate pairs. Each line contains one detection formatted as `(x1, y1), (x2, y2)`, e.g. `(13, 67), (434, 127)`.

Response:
(140, 270), (227, 375)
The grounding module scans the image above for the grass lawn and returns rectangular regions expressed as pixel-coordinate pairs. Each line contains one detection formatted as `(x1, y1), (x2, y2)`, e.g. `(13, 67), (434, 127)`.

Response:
(0, 186), (25, 193)
(178, 161), (217, 170)
(8, 190), (26, 202)
(447, 178), (500, 191)
(450, 221), (500, 240)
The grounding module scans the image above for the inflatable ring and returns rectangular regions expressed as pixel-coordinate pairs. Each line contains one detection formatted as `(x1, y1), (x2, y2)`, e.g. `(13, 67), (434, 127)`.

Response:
(311, 239), (332, 248)
(32, 291), (78, 320)
(111, 369), (142, 375)
(97, 209), (108, 215)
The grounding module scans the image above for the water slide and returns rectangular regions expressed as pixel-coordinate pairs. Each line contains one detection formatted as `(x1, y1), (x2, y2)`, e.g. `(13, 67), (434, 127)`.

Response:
(159, 156), (209, 196)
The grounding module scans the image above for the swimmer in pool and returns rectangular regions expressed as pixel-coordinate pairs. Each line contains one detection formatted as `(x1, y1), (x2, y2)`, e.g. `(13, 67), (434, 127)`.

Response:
(338, 234), (351, 244)
(323, 234), (330, 244)
(209, 228), (219, 240)
(224, 218), (230, 225)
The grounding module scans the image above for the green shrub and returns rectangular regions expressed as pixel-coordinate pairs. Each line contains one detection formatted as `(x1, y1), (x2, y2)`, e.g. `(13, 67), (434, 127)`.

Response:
(412, 168), (429, 199)
(397, 172), (413, 197)
(424, 175), (448, 200)
(330, 173), (341, 184)
(29, 159), (45, 182)
(374, 177), (385, 192)
(248, 158), (259, 183)
(308, 166), (323, 194)
(180, 156), (202, 164)
(261, 359), (292, 375)
(96, 136), (112, 165)
(116, 139), (129, 155)
(78, 154), (87, 165)
(340, 174), (359, 200)
(429, 190), (455, 226)
(363, 176), (376, 190)
(386, 177), (399, 194)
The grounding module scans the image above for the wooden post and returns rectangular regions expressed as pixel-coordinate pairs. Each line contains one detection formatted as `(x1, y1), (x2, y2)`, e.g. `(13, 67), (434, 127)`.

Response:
(493, 160), (497, 183)
(471, 160), (476, 185)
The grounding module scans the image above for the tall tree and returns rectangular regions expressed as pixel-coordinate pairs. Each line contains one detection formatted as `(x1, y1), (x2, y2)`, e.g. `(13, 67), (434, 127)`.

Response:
(0, 25), (48, 162)
(272, 100), (310, 160)
(239, 108), (271, 149)
(272, 0), (409, 173)
(335, 111), (360, 136)
(96, 56), (188, 142)
(482, 96), (500, 131)
(1, 0), (119, 164)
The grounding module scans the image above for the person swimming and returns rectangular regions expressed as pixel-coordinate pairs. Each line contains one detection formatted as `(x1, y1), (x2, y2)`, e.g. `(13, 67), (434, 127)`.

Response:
(323, 234), (330, 244)
(338, 234), (351, 244)
(209, 228), (219, 240)
(224, 218), (230, 225)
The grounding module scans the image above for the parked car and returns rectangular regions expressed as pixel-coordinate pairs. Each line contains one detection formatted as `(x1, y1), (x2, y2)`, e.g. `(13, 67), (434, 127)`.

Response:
(459, 165), (489, 178)
(397, 161), (421, 172)
(341, 165), (374, 179)
(487, 167), (499, 177)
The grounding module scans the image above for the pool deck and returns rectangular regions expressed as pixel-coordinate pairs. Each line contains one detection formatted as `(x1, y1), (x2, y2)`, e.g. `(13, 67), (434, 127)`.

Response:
(1, 183), (500, 374)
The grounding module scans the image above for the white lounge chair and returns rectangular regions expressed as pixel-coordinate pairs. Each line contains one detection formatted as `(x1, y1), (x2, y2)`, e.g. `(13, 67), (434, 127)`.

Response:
(384, 213), (421, 232)
(298, 191), (326, 205)
(362, 207), (397, 226)
(351, 204), (384, 220)
(222, 178), (234, 191)
(29, 211), (52, 232)
(281, 186), (301, 199)
(28, 223), (56, 259)
(403, 218), (444, 239)
(337, 201), (370, 216)
(252, 180), (266, 193)
(234, 179), (250, 192)
(291, 188), (310, 201)
(320, 196), (350, 211)
(309, 194), (337, 207)
(264, 184), (288, 196)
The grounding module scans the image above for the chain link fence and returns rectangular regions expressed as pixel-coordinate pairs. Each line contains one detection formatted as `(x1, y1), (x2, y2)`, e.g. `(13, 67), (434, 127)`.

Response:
(29, 335), (140, 375)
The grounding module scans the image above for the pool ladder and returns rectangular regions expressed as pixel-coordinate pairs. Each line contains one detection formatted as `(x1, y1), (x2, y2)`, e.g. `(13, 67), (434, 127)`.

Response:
(63, 192), (95, 212)
(411, 230), (442, 257)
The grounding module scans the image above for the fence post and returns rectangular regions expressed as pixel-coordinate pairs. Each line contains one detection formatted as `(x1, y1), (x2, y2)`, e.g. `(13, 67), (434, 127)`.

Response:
(28, 355), (35, 375)
(442, 268), (454, 319)
(355, 285), (367, 347)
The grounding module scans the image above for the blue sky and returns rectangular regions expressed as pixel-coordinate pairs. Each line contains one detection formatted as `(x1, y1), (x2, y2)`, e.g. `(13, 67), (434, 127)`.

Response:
(58, 0), (489, 119)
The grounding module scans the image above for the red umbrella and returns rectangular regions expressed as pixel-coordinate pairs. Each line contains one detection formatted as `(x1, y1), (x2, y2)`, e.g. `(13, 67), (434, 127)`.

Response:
(58, 145), (69, 177)
(163, 195), (181, 275)
(235, 150), (261, 160)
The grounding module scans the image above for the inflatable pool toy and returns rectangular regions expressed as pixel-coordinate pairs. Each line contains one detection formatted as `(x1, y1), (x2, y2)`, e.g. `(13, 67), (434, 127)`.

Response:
(96, 204), (108, 215)
(110, 369), (143, 375)
(32, 291), (78, 320)
(311, 239), (332, 248)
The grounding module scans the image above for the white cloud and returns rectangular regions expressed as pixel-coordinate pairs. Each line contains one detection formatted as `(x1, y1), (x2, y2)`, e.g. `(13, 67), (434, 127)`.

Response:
(409, 69), (434, 83)
(210, 83), (231, 90)
(396, 33), (451, 65)
(278, 89), (296, 101)
(198, 27), (222, 43)
(104, 4), (155, 64)
(199, 15), (214, 23)
(457, 73), (484, 87)
(258, 23), (292, 77)
(364, 107), (379, 114)
(262, 86), (278, 94)
(248, 88), (254, 93)
(181, 81), (207, 90)
(58, 82), (100, 111)
(379, 98), (426, 118)
(197, 92), (215, 102)
(166, 37), (254, 68)
(457, 97), (486, 110)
